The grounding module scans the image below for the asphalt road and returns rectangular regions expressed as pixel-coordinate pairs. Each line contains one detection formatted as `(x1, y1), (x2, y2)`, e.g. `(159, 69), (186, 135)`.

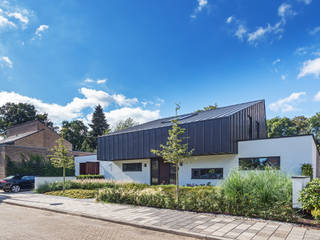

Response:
(0, 203), (196, 240)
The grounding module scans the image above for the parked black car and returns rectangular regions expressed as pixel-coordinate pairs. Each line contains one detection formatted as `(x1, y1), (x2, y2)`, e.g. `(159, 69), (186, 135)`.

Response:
(0, 175), (35, 193)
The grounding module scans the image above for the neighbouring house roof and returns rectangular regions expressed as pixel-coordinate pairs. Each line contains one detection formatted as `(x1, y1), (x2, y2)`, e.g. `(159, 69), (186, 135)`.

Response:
(0, 130), (41, 145)
(107, 100), (265, 136)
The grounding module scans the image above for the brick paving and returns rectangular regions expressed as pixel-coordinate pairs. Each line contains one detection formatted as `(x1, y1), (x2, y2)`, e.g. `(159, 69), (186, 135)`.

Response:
(0, 191), (319, 240)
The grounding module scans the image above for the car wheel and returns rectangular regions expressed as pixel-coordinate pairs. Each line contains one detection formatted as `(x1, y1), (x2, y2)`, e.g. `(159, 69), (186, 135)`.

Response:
(11, 185), (21, 193)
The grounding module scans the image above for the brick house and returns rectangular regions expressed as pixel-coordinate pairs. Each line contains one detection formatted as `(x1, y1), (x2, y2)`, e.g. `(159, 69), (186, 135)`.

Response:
(0, 120), (90, 178)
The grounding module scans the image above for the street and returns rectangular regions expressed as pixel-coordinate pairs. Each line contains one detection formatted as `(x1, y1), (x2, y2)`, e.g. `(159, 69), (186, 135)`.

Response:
(0, 203), (196, 240)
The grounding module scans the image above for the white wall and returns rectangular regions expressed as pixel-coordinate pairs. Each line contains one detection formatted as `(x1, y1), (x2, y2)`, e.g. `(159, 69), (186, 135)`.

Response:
(35, 176), (76, 190)
(179, 154), (238, 186)
(102, 159), (150, 184)
(238, 135), (318, 177)
(75, 155), (150, 184)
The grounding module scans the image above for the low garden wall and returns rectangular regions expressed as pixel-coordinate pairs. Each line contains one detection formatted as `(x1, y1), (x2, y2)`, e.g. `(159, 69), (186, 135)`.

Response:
(35, 176), (76, 190)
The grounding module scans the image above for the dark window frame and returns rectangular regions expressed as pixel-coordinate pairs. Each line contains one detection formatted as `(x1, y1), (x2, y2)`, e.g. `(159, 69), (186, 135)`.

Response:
(239, 156), (280, 170)
(122, 163), (142, 172)
(256, 121), (260, 138)
(248, 115), (253, 139)
(191, 168), (223, 179)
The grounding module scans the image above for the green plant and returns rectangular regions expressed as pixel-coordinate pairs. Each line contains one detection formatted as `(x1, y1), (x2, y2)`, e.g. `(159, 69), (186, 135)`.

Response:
(301, 164), (313, 179)
(222, 167), (293, 220)
(299, 178), (320, 220)
(48, 138), (74, 192)
(76, 174), (105, 180)
(151, 104), (193, 201)
(45, 189), (97, 199)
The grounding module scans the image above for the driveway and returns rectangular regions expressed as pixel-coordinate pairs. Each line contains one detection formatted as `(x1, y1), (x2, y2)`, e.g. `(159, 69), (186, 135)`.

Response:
(0, 203), (196, 240)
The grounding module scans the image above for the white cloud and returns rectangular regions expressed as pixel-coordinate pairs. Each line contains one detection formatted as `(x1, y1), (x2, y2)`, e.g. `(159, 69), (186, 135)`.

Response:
(96, 79), (107, 84)
(1, 56), (13, 68)
(190, 0), (208, 19)
(0, 15), (15, 28)
(7, 11), (29, 25)
(235, 25), (247, 40)
(103, 107), (160, 129)
(295, 47), (308, 55)
(0, 88), (144, 124)
(281, 74), (287, 80)
(278, 3), (296, 21)
(314, 91), (320, 101)
(84, 78), (94, 83)
(309, 26), (320, 35)
(272, 59), (280, 65)
(269, 92), (306, 112)
(34, 24), (49, 39)
(84, 78), (108, 85)
(298, 0), (312, 5)
(248, 22), (283, 43)
(226, 16), (233, 24)
(298, 58), (320, 79)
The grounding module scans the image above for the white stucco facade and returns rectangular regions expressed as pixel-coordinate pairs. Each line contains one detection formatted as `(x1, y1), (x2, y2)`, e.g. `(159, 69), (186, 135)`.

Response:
(178, 154), (238, 186)
(75, 135), (319, 185)
(238, 135), (319, 177)
(75, 155), (150, 184)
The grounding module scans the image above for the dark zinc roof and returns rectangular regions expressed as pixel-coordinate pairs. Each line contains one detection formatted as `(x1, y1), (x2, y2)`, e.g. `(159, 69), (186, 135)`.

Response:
(106, 100), (264, 136)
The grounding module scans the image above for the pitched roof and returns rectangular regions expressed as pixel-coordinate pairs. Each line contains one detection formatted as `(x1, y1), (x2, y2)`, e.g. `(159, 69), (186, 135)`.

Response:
(0, 130), (41, 145)
(106, 100), (264, 136)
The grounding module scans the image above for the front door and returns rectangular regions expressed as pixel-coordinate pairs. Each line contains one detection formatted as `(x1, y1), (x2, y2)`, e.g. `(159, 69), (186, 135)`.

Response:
(151, 158), (176, 185)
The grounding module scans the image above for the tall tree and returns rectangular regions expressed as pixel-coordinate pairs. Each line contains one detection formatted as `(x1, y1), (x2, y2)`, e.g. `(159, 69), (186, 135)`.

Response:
(60, 120), (89, 151)
(0, 102), (53, 136)
(292, 116), (310, 135)
(309, 113), (320, 148)
(151, 104), (193, 201)
(114, 117), (138, 132)
(89, 105), (110, 149)
(267, 117), (296, 137)
(48, 138), (74, 193)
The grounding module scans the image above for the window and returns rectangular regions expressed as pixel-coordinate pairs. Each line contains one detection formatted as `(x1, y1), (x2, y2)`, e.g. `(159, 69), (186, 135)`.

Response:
(248, 116), (253, 139)
(239, 157), (280, 170)
(122, 163), (142, 172)
(256, 121), (260, 138)
(191, 168), (223, 179)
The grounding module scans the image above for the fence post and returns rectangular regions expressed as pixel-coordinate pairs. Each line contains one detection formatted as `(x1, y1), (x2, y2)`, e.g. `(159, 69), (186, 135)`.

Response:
(292, 176), (310, 208)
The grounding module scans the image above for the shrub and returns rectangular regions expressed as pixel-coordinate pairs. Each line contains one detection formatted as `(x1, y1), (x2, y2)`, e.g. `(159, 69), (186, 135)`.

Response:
(45, 189), (97, 199)
(301, 164), (313, 179)
(77, 174), (105, 180)
(223, 168), (293, 221)
(299, 178), (320, 220)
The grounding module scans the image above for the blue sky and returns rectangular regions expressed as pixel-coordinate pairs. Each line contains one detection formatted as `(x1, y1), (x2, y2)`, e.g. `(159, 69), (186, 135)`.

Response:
(1, 0), (320, 128)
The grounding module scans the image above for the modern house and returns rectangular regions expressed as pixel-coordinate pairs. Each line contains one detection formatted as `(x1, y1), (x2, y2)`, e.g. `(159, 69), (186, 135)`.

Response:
(0, 120), (92, 178)
(75, 100), (320, 185)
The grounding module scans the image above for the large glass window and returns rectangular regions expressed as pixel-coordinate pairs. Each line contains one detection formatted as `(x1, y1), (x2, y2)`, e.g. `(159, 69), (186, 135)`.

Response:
(239, 157), (280, 170)
(122, 163), (142, 172)
(191, 168), (223, 179)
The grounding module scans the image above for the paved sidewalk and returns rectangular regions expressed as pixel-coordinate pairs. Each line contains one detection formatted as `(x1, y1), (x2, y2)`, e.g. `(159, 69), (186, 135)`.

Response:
(0, 191), (319, 240)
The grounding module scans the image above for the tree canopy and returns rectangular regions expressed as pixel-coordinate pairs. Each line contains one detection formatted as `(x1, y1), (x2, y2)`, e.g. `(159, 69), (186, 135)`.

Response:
(196, 103), (218, 112)
(0, 102), (54, 136)
(60, 120), (89, 151)
(114, 117), (138, 132)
